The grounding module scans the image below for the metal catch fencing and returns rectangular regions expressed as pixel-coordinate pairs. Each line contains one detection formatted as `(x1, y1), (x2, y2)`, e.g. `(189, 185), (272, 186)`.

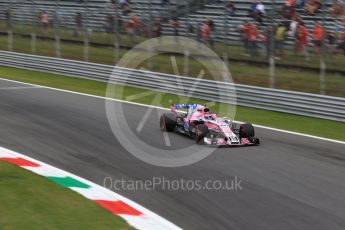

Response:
(0, 51), (344, 122)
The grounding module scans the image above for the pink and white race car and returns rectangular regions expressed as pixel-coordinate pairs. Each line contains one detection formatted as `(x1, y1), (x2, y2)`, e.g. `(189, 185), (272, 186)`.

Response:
(160, 103), (260, 146)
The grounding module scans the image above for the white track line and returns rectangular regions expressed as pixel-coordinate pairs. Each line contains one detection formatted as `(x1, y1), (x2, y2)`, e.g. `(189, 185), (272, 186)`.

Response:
(0, 86), (42, 90)
(0, 77), (344, 145)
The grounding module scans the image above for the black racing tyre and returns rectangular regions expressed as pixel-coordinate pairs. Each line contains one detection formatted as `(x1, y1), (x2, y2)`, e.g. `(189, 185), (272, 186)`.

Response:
(239, 123), (255, 138)
(160, 113), (177, 132)
(195, 124), (209, 144)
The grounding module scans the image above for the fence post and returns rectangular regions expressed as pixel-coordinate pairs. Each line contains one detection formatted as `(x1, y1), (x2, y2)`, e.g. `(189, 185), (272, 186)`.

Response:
(183, 1), (190, 77)
(147, 0), (153, 70)
(83, 0), (89, 62)
(114, 2), (120, 64)
(7, 0), (13, 51)
(30, 0), (37, 53)
(54, 0), (61, 58)
(223, 2), (229, 67)
(319, 3), (327, 95)
(268, 0), (276, 89)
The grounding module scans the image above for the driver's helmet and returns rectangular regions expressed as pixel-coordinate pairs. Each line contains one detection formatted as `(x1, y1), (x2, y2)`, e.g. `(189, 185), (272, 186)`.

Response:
(196, 105), (209, 113)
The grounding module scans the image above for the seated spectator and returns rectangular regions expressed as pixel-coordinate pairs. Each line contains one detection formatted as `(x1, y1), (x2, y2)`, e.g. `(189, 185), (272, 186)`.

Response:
(304, 0), (321, 15)
(329, 0), (344, 17)
(312, 21), (324, 55)
(226, 0), (236, 16)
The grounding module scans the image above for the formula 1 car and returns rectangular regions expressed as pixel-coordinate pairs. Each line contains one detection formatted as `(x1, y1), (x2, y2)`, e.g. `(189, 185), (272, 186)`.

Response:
(160, 104), (260, 146)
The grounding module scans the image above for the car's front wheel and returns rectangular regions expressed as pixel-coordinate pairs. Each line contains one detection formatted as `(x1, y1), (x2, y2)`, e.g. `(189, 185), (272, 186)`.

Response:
(239, 123), (255, 138)
(239, 123), (260, 144)
(195, 124), (209, 144)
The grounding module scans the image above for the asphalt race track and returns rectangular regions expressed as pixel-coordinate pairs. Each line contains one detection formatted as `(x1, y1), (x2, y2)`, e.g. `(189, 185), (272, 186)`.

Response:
(1, 78), (345, 230)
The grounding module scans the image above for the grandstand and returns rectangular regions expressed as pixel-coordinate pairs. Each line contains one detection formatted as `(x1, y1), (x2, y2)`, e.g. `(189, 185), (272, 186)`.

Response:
(0, 0), (186, 29)
(0, 0), (343, 46)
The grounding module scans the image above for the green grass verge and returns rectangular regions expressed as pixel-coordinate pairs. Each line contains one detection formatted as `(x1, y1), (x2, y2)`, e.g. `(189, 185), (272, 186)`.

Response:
(0, 66), (344, 141)
(0, 161), (134, 230)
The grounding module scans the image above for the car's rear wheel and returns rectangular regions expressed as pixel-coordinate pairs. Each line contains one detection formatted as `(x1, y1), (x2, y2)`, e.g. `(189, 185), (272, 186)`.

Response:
(195, 124), (209, 144)
(160, 113), (177, 132)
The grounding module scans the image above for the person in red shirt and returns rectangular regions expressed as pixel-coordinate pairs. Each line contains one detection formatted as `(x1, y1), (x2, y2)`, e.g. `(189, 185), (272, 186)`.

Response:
(248, 22), (258, 56)
(126, 18), (136, 42)
(287, 0), (295, 6)
(295, 22), (309, 60)
(312, 21), (323, 55)
(132, 14), (140, 36)
(201, 22), (210, 44)
(239, 21), (250, 55)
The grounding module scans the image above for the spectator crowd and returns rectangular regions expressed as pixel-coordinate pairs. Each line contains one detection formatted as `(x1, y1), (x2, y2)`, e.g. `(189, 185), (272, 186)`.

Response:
(3, 0), (345, 57)
(237, 0), (345, 59)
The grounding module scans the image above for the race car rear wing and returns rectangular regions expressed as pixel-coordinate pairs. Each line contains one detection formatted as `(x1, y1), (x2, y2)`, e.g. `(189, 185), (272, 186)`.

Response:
(171, 103), (198, 115)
